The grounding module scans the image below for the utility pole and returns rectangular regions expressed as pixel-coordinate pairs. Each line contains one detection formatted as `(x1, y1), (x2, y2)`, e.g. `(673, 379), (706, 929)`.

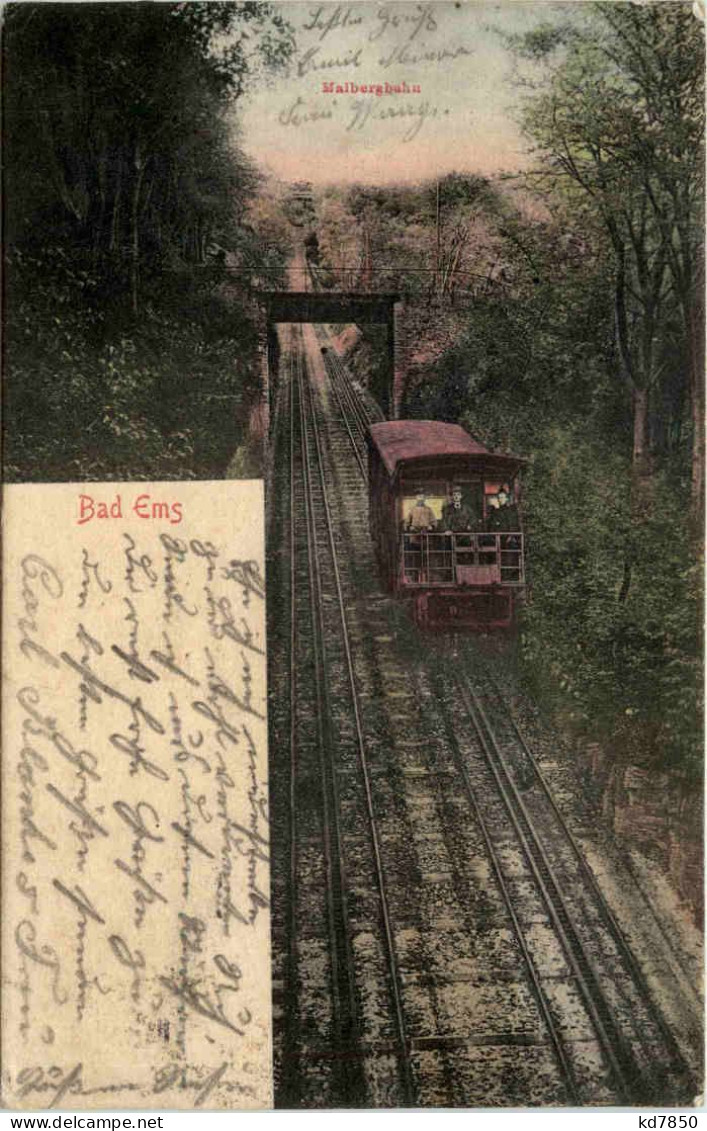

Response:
(362, 222), (372, 291)
(435, 177), (441, 295)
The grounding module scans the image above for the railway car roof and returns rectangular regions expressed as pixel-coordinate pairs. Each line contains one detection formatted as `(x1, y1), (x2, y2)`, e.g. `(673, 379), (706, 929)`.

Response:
(368, 420), (524, 477)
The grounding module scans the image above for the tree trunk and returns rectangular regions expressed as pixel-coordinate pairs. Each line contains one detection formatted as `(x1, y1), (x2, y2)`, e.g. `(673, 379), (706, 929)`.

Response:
(95, 151), (107, 262)
(631, 383), (655, 524)
(687, 298), (705, 532)
(618, 385), (651, 606)
(130, 139), (145, 317)
(110, 158), (123, 254)
(632, 385), (649, 477)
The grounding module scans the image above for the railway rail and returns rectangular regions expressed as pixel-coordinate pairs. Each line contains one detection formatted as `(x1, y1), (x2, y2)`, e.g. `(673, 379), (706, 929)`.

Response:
(474, 659), (703, 1072)
(481, 661), (704, 1024)
(272, 326), (416, 1106)
(430, 644), (699, 1104)
(267, 322), (701, 1108)
(314, 325), (375, 478)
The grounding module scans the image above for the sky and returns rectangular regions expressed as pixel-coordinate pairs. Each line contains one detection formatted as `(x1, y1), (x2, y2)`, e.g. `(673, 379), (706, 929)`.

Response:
(236, 1), (576, 186)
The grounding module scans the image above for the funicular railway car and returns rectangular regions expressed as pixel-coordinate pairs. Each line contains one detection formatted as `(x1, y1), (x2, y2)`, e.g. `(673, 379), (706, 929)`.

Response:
(367, 421), (525, 630)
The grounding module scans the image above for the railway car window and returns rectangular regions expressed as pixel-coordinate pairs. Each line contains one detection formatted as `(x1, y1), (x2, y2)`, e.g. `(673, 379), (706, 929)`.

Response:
(485, 481), (518, 505)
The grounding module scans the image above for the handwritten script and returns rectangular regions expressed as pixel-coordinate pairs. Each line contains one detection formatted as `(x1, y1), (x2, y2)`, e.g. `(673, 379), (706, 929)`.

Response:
(2, 481), (270, 1109)
(274, 1), (472, 143)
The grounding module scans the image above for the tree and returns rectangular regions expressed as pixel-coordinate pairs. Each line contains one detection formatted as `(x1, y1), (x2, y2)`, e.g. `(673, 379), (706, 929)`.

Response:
(424, 173), (503, 297)
(4, 2), (293, 311)
(510, 3), (704, 517)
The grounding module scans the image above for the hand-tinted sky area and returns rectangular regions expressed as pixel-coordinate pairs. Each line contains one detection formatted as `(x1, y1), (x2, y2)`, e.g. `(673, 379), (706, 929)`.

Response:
(237, 1), (576, 185)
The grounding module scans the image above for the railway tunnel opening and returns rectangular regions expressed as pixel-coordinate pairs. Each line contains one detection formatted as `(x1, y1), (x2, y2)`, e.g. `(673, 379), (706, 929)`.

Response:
(260, 291), (399, 418)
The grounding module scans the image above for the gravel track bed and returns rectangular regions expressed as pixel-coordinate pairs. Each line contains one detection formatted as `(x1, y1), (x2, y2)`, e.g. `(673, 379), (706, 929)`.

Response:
(267, 327), (701, 1108)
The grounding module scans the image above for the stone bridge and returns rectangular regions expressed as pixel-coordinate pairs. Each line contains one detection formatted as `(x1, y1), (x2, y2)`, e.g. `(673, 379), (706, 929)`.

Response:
(258, 290), (400, 418)
(258, 291), (473, 419)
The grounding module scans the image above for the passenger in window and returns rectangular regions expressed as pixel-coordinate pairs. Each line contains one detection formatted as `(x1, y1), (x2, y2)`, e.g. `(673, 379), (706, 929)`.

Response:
(406, 492), (437, 532)
(487, 486), (521, 556)
(442, 484), (479, 532)
(488, 486), (519, 531)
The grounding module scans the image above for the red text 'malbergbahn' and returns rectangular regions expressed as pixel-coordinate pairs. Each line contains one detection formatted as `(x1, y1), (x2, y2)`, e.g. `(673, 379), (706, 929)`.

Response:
(321, 80), (421, 96)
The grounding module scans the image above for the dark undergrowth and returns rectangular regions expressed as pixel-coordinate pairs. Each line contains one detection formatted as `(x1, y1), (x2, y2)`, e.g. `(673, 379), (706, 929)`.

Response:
(3, 252), (265, 482)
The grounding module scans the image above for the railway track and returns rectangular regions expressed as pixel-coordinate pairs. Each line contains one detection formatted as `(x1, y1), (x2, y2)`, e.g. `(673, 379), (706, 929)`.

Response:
(480, 661), (704, 1023)
(268, 323), (701, 1108)
(314, 325), (376, 477)
(428, 644), (699, 1105)
(476, 658), (702, 1070)
(271, 326), (416, 1106)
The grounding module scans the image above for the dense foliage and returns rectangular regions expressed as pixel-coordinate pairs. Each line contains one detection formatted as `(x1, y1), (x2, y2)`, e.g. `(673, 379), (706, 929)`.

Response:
(4, 2), (293, 480)
(316, 174), (507, 297)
